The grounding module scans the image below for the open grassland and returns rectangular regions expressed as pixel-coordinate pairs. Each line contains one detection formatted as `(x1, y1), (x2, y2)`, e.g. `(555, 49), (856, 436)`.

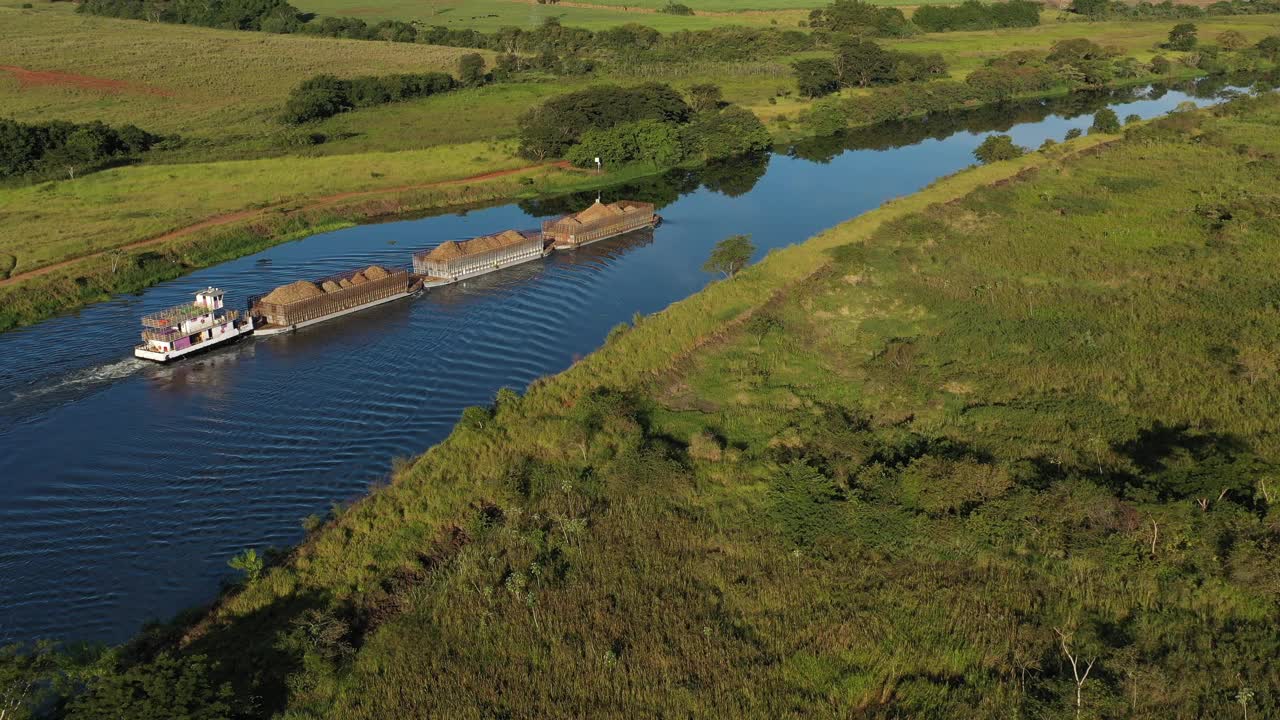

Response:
(890, 12), (1280, 73)
(0, 4), (493, 144)
(0, 142), (531, 276)
(159, 94), (1280, 719)
(289, 0), (810, 30)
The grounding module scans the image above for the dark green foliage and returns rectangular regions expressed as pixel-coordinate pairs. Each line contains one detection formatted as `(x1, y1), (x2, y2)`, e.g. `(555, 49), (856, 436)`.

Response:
(279, 72), (455, 124)
(1090, 107), (1122, 133)
(1065, 127), (1084, 140)
(76, 0), (302, 31)
(792, 59), (840, 98)
(683, 105), (772, 160)
(702, 233), (755, 278)
(64, 653), (232, 720)
(808, 0), (915, 37)
(973, 134), (1025, 163)
(1069, 0), (1111, 18)
(517, 83), (691, 159)
(565, 119), (685, 168)
(1150, 54), (1172, 73)
(0, 118), (163, 180)
(1256, 35), (1280, 60)
(686, 83), (723, 113)
(1167, 22), (1199, 51)
(768, 462), (845, 546)
(659, 1), (694, 15)
(913, 0), (1041, 33)
(457, 53), (487, 88)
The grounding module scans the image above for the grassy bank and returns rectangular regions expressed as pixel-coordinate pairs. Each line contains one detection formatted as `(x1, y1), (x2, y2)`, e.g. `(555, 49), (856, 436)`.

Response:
(168, 94), (1280, 719)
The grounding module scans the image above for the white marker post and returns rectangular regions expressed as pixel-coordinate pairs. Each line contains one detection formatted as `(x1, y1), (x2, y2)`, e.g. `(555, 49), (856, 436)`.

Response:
(595, 157), (601, 175)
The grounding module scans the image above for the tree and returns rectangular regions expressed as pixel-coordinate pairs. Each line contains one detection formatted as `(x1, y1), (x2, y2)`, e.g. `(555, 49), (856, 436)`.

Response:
(687, 83), (723, 113)
(1216, 29), (1247, 50)
(1124, 113), (1142, 125)
(1054, 627), (1097, 720)
(1167, 23), (1198, 50)
(792, 58), (839, 98)
(681, 105), (771, 160)
(1, 642), (60, 720)
(973, 134), (1024, 164)
(832, 38), (897, 88)
(227, 548), (263, 583)
(1256, 35), (1280, 61)
(64, 653), (232, 720)
(702, 234), (754, 278)
(1065, 127), (1083, 140)
(458, 53), (487, 87)
(1090, 108), (1121, 133)
(1150, 54), (1172, 73)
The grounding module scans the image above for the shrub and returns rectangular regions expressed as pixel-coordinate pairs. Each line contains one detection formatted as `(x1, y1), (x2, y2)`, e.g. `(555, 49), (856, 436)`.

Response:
(1090, 108), (1122, 133)
(228, 548), (264, 583)
(1065, 127), (1083, 140)
(1124, 113), (1142, 125)
(517, 83), (691, 159)
(660, 2), (694, 14)
(1150, 55), (1172, 73)
(973, 134), (1025, 163)
(792, 58), (840, 98)
(1216, 29), (1248, 50)
(1167, 22), (1198, 51)
(458, 53), (487, 87)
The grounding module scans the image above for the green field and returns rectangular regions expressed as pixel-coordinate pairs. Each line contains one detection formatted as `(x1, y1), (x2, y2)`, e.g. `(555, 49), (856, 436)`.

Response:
(287, 0), (810, 31)
(101, 95), (1280, 719)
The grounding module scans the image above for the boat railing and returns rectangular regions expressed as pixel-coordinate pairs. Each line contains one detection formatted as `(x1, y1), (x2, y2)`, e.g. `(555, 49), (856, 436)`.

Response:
(140, 310), (239, 342)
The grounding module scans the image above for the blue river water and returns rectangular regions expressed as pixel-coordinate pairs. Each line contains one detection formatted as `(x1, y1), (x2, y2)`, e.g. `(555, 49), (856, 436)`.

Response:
(0, 78), (1258, 644)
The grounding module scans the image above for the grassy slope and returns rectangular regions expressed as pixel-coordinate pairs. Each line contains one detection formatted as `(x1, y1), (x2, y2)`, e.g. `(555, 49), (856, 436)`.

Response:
(186, 96), (1280, 717)
(0, 4), (494, 143)
(176, 96), (1280, 719)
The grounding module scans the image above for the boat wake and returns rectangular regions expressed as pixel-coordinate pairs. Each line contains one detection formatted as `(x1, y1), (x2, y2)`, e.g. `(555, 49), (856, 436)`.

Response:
(8, 356), (147, 404)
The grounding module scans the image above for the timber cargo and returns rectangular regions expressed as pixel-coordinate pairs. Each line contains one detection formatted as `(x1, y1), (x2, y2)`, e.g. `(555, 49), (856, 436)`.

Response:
(541, 200), (659, 250)
(413, 229), (549, 287)
(251, 265), (420, 336)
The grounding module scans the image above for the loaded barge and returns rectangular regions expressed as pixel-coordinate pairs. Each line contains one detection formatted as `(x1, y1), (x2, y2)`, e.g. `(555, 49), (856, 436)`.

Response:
(413, 229), (548, 287)
(251, 265), (420, 336)
(542, 200), (658, 250)
(135, 288), (252, 363)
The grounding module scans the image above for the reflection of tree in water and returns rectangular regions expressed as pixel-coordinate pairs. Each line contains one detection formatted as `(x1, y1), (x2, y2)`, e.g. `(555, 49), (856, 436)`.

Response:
(517, 152), (771, 215)
(784, 71), (1278, 164)
(698, 152), (770, 198)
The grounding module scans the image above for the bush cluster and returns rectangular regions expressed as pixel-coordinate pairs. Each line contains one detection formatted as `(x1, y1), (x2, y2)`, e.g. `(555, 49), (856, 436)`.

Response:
(279, 71), (456, 124)
(0, 118), (163, 180)
(1070, 0), (1280, 19)
(519, 83), (771, 167)
(793, 38), (948, 97)
(912, 0), (1041, 32)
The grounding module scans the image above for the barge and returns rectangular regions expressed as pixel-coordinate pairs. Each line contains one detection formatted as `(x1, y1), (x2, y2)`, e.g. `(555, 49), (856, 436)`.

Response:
(135, 288), (252, 363)
(251, 265), (420, 336)
(542, 199), (658, 250)
(413, 229), (548, 287)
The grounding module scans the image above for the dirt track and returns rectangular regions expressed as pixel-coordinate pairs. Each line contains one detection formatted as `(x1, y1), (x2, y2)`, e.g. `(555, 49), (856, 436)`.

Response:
(0, 161), (572, 289)
(0, 64), (173, 96)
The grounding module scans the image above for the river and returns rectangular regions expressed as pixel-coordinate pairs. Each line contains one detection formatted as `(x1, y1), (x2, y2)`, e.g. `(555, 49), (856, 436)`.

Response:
(0, 77), (1263, 644)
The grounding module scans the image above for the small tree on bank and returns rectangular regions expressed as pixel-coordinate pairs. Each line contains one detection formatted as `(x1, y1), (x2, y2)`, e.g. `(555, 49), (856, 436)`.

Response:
(1167, 23), (1198, 51)
(703, 234), (755, 278)
(1090, 108), (1121, 134)
(973, 134), (1025, 164)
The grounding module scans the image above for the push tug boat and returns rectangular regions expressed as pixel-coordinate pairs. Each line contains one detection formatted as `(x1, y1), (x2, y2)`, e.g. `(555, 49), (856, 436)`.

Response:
(135, 288), (252, 363)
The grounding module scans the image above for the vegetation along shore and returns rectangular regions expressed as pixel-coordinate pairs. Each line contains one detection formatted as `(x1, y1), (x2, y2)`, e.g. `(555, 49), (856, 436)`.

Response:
(3, 1), (1280, 331)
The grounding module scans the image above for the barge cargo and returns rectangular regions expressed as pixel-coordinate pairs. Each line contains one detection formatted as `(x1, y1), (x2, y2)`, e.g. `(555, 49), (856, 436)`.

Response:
(542, 200), (658, 250)
(413, 229), (548, 287)
(135, 288), (252, 363)
(251, 265), (419, 336)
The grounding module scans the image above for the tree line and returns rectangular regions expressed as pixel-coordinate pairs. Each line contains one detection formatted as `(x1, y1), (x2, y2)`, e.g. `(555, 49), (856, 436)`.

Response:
(279, 69), (461, 124)
(912, 0), (1042, 32)
(517, 83), (772, 168)
(0, 119), (164, 181)
(1069, 0), (1280, 20)
(795, 31), (1280, 134)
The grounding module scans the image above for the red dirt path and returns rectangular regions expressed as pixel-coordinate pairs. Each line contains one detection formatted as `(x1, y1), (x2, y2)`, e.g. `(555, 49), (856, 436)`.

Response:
(0, 161), (575, 288)
(0, 64), (173, 96)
